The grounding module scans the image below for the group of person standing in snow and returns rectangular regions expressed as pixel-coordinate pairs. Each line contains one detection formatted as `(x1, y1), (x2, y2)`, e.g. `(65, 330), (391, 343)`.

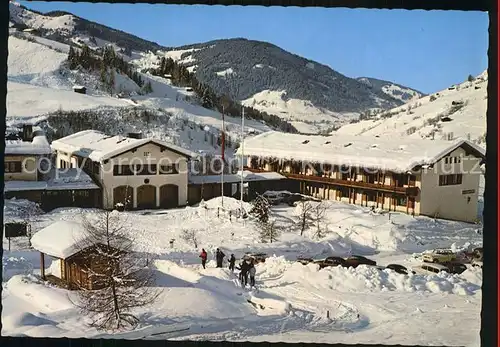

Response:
(198, 248), (256, 287)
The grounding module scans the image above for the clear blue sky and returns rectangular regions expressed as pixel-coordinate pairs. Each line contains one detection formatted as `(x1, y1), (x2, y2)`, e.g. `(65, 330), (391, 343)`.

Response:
(20, 1), (489, 94)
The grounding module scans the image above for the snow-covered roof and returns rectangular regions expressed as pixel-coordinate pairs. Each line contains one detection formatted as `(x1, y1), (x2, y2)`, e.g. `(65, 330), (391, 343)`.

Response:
(30, 221), (89, 259)
(72, 85), (86, 89)
(51, 130), (198, 163)
(189, 170), (285, 184)
(5, 134), (52, 156)
(237, 131), (485, 173)
(4, 169), (100, 192)
(46, 168), (100, 191)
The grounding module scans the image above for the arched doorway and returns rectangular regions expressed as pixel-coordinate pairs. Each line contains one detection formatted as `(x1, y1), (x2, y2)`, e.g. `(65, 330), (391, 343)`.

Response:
(113, 186), (133, 210)
(136, 185), (157, 209)
(159, 184), (179, 209)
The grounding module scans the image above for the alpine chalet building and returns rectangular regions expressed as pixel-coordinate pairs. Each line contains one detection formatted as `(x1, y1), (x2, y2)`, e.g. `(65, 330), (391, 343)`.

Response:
(51, 130), (198, 210)
(237, 131), (485, 223)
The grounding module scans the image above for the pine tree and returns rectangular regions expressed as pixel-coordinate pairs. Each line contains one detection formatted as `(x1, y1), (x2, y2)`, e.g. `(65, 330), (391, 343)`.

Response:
(250, 194), (271, 223)
(108, 69), (115, 94)
(467, 74), (475, 82)
(68, 46), (77, 69)
(100, 61), (107, 84)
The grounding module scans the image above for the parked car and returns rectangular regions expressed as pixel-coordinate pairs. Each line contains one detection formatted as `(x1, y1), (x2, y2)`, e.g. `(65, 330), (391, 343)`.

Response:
(412, 263), (450, 275)
(315, 256), (347, 269)
(283, 193), (306, 206)
(386, 264), (410, 275)
(262, 191), (282, 205)
(422, 249), (456, 263)
(344, 255), (377, 268)
(297, 257), (314, 265)
(445, 262), (467, 274)
(245, 252), (267, 263)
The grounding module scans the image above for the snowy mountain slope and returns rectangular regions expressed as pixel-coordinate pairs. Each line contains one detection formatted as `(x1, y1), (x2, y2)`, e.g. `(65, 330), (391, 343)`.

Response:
(156, 39), (423, 128)
(9, 2), (75, 35)
(6, 33), (269, 156)
(9, 2), (163, 54)
(10, 3), (426, 134)
(8, 36), (67, 79)
(357, 77), (425, 104)
(240, 90), (359, 134)
(6, 82), (131, 124)
(336, 70), (487, 145)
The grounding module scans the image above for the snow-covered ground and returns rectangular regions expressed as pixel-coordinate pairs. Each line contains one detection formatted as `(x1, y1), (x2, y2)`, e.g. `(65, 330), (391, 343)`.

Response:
(336, 71), (487, 146)
(2, 197), (482, 345)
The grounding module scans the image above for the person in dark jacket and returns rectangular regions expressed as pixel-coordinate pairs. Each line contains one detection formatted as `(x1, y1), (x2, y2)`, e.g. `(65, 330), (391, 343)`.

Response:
(239, 259), (251, 287)
(199, 248), (207, 269)
(248, 260), (256, 287)
(228, 254), (236, 271)
(215, 248), (225, 268)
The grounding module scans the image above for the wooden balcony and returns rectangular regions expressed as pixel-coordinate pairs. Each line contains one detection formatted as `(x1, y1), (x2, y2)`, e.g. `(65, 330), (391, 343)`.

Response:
(283, 173), (419, 197)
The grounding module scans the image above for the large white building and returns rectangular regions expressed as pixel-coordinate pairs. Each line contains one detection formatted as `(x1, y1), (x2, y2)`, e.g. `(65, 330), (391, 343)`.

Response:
(51, 130), (198, 210)
(237, 131), (485, 223)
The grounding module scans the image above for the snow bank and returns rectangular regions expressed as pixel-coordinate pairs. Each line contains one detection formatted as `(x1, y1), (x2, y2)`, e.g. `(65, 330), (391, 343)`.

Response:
(5, 275), (75, 312)
(257, 257), (480, 295)
(264, 260), (481, 296)
(249, 293), (291, 316)
(146, 260), (254, 322)
(203, 196), (251, 211)
(459, 268), (482, 287)
(3, 312), (57, 330)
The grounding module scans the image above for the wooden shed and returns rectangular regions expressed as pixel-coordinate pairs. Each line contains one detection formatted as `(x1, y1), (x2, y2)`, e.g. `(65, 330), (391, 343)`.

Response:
(31, 221), (122, 290)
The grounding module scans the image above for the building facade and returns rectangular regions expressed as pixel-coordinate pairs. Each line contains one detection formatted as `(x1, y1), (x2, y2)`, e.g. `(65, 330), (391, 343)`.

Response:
(238, 132), (485, 223)
(51, 130), (198, 210)
(4, 125), (101, 211)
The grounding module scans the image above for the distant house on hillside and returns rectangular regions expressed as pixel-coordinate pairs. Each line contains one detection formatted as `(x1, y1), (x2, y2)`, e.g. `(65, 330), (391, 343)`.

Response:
(4, 125), (100, 211)
(31, 221), (123, 290)
(237, 131), (485, 223)
(51, 130), (199, 210)
(72, 85), (87, 94)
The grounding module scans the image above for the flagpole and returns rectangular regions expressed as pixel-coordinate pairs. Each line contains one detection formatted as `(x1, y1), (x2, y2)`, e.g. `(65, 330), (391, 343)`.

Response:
(221, 106), (225, 208)
(240, 107), (245, 208)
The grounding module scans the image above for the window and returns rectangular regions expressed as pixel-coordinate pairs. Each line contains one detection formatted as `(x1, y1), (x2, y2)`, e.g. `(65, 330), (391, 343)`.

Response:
(135, 164), (157, 175)
(5, 161), (22, 173)
(159, 164), (179, 175)
(439, 174), (462, 186)
(144, 152), (151, 157)
(113, 165), (134, 176)
(396, 196), (407, 206)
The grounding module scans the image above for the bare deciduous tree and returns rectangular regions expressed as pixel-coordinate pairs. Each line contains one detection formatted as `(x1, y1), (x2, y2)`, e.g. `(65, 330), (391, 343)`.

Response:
(181, 229), (198, 249)
(70, 210), (160, 331)
(295, 200), (315, 236)
(259, 219), (280, 243)
(311, 201), (328, 239)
